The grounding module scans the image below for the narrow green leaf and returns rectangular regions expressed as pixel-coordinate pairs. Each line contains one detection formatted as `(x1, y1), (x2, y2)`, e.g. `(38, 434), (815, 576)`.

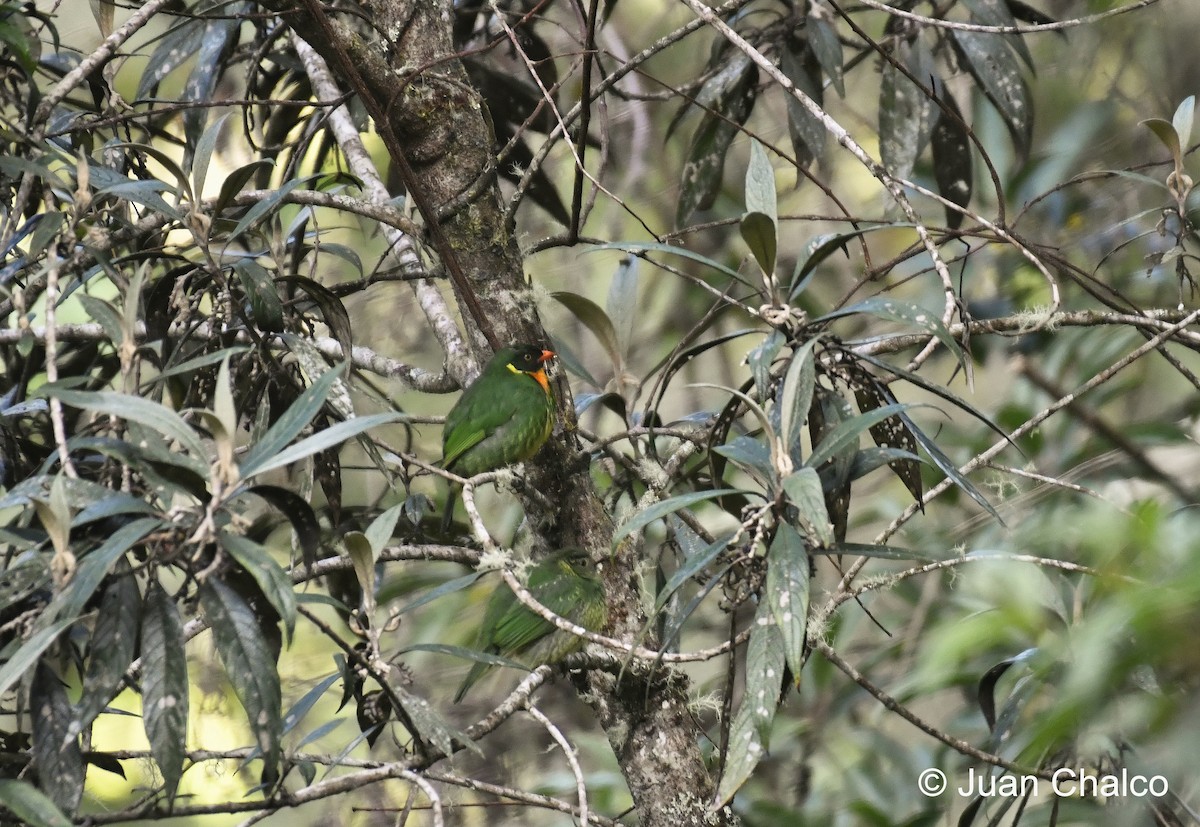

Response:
(50, 517), (159, 625)
(395, 571), (485, 617)
(807, 403), (908, 471)
(766, 522), (810, 676)
(612, 489), (741, 546)
(900, 412), (1002, 523)
(31, 663), (84, 815)
(219, 532), (297, 643)
(778, 339), (819, 461)
(782, 467), (833, 548)
(789, 224), (908, 298)
(43, 388), (207, 461)
(238, 364), (346, 477)
(282, 673), (340, 735)
(228, 175), (312, 241)
(714, 600), (785, 806)
(653, 533), (733, 614)
(0, 779), (73, 827)
(73, 561), (140, 734)
(147, 346), (251, 386)
(192, 112), (231, 198)
(213, 354), (237, 440)
(214, 159), (275, 216)
(233, 259), (286, 333)
(200, 579), (282, 784)
(141, 581), (189, 803)
(242, 412), (400, 479)
(0, 616), (79, 699)
(714, 436), (773, 484)
(76, 294), (123, 346)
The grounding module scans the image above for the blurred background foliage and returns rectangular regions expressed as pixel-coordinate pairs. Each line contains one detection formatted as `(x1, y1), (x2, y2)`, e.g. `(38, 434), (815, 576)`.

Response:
(1, 0), (1200, 824)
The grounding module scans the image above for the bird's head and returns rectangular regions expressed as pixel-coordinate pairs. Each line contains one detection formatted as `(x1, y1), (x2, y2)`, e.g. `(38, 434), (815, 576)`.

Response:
(502, 344), (556, 394)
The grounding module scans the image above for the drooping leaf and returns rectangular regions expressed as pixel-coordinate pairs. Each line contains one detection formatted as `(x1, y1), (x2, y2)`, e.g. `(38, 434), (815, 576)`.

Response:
(978, 647), (1038, 731)
(219, 532), (297, 644)
(879, 36), (936, 183)
(182, 14), (244, 159)
(141, 581), (189, 804)
(951, 18), (1032, 158)
(31, 663), (84, 815)
(278, 276), (354, 362)
(191, 112), (231, 199)
(766, 522), (810, 675)
(247, 485), (320, 570)
(849, 365), (924, 505)
(73, 560), (140, 734)
(808, 387), (855, 544)
(200, 579), (282, 785)
(900, 411), (1003, 524)
(714, 599), (786, 806)
(653, 533), (733, 614)
(807, 2), (844, 96)
(778, 36), (826, 173)
(748, 330), (785, 400)
(50, 517), (160, 624)
(232, 259), (286, 333)
(677, 54), (757, 227)
(551, 292), (622, 370)
(931, 89), (972, 229)
(244, 413), (400, 480)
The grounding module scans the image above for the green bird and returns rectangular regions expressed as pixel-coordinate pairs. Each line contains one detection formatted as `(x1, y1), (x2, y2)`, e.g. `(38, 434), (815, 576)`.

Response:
(440, 344), (556, 527)
(454, 549), (608, 702)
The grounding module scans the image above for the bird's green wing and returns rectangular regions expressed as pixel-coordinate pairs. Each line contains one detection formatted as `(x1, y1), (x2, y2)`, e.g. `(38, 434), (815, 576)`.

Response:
(489, 562), (574, 656)
(441, 385), (523, 470)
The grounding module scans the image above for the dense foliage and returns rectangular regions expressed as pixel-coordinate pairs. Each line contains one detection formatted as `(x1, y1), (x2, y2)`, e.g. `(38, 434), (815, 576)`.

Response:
(1, 0), (1199, 824)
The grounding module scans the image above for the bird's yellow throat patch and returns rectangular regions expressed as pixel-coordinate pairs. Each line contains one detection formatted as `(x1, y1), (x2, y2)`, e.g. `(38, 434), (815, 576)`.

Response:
(507, 362), (551, 395)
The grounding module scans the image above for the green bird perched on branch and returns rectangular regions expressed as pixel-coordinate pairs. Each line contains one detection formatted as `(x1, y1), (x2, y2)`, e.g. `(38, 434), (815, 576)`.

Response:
(454, 549), (608, 702)
(440, 345), (556, 528)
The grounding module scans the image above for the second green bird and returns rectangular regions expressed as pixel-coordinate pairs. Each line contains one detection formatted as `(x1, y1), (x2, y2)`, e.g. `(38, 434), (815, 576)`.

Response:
(454, 549), (608, 702)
